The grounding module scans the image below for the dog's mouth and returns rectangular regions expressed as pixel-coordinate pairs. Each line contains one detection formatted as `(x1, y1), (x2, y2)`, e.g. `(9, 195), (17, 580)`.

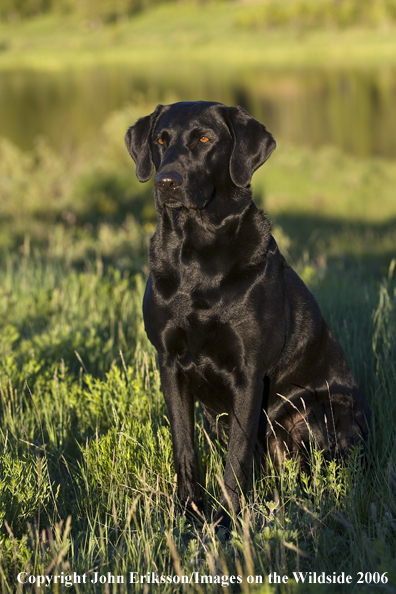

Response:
(163, 199), (184, 209)
(163, 199), (213, 211)
(160, 192), (215, 212)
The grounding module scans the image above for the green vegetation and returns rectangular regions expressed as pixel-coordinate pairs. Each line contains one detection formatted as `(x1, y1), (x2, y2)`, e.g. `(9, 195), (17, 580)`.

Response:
(236, 0), (396, 31)
(1, 103), (396, 266)
(0, 106), (154, 260)
(3, 0), (396, 29)
(2, 2), (396, 71)
(1, 0), (395, 589)
(1, 0), (396, 589)
(0, 0), (169, 22)
(0, 106), (395, 592)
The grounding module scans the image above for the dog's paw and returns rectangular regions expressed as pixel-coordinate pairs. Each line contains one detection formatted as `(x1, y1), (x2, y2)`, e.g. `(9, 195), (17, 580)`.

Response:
(213, 510), (232, 540)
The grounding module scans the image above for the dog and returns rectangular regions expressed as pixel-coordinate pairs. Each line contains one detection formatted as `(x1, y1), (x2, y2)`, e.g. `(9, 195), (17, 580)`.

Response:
(125, 101), (370, 530)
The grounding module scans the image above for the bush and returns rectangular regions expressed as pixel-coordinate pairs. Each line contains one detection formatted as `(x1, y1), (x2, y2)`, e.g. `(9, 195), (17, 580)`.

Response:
(235, 0), (396, 31)
(0, 105), (154, 267)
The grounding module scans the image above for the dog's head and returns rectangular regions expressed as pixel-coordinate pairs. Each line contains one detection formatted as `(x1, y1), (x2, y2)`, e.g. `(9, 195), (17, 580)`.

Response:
(125, 101), (276, 211)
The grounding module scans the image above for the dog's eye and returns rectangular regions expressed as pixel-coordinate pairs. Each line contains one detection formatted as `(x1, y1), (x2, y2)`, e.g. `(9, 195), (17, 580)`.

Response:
(157, 138), (164, 145)
(199, 136), (210, 143)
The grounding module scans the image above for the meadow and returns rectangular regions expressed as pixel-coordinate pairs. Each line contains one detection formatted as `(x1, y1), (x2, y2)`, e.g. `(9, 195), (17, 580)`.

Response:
(2, 1), (396, 71)
(1, 3), (396, 592)
(0, 101), (395, 592)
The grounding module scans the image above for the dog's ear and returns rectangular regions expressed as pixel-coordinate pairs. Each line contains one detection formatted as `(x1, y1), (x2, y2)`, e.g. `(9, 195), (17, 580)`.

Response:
(125, 105), (165, 182)
(226, 106), (276, 188)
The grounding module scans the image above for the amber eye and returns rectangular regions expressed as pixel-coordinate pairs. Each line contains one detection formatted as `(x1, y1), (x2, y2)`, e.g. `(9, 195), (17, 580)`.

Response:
(200, 136), (209, 143)
(157, 138), (164, 145)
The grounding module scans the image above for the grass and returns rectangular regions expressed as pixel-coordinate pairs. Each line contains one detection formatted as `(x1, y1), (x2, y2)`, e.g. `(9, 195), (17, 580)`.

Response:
(2, 2), (396, 71)
(1, 254), (396, 593)
(0, 105), (395, 592)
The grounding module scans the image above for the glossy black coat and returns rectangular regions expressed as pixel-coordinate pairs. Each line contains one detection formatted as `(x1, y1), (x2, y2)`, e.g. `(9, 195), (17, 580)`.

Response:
(125, 101), (370, 529)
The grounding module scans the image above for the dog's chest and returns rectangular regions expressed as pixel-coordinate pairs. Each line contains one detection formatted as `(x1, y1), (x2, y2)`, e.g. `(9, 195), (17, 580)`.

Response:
(144, 217), (275, 386)
(162, 296), (251, 407)
(145, 268), (263, 380)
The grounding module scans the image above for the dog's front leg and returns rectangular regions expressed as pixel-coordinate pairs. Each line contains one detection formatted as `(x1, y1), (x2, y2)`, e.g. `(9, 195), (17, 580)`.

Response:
(159, 362), (203, 516)
(213, 377), (263, 530)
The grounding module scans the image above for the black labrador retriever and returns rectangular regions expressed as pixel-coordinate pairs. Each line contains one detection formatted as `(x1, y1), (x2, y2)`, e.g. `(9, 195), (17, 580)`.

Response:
(125, 101), (370, 529)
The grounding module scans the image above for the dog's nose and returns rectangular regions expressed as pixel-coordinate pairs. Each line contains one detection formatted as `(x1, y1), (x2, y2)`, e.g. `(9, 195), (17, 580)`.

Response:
(155, 172), (183, 191)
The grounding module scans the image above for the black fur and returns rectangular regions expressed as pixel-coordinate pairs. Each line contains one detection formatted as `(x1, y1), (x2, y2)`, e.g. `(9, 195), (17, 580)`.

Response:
(125, 101), (370, 529)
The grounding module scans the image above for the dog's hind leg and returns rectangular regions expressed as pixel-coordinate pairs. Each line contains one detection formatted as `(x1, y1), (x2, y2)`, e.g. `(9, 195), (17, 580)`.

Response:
(255, 375), (271, 465)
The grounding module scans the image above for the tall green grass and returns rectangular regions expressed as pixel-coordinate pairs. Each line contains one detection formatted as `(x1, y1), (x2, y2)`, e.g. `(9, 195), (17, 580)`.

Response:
(0, 254), (395, 593)
(0, 107), (395, 592)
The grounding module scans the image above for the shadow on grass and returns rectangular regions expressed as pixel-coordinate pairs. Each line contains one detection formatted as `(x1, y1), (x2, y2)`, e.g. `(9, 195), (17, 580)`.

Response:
(272, 212), (396, 279)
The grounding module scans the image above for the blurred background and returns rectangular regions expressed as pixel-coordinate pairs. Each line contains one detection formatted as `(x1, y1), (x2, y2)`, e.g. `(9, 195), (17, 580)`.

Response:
(0, 0), (395, 272)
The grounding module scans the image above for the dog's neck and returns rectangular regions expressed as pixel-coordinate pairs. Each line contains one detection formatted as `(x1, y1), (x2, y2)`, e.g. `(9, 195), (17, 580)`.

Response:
(150, 195), (272, 279)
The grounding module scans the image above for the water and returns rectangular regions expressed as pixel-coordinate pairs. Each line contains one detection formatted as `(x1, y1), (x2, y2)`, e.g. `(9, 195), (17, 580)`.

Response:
(1, 64), (396, 157)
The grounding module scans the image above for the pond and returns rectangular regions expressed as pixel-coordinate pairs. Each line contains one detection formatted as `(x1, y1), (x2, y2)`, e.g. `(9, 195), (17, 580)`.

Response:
(1, 64), (396, 158)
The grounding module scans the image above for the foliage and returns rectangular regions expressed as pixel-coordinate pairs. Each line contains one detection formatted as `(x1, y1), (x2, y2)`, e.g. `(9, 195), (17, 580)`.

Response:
(1, 0), (152, 22)
(0, 0), (52, 20)
(0, 254), (395, 592)
(2, 2), (396, 75)
(0, 0), (212, 23)
(2, 0), (396, 30)
(0, 106), (154, 270)
(236, 0), (396, 31)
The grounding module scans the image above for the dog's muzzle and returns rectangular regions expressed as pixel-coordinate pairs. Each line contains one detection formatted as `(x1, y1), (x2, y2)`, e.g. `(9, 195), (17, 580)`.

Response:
(155, 172), (183, 191)
(155, 171), (184, 209)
